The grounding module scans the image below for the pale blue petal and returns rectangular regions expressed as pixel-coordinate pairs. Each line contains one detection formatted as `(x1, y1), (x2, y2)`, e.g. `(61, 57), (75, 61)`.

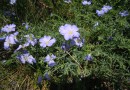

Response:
(45, 55), (51, 62)
(51, 54), (56, 59)
(48, 60), (56, 67)
(4, 42), (9, 50)
(48, 38), (56, 46)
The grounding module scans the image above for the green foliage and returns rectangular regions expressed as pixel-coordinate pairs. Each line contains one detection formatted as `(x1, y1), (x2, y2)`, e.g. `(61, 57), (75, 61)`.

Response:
(0, 0), (130, 90)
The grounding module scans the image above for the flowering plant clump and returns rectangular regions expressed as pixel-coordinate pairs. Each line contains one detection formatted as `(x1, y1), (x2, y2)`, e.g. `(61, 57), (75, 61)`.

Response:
(1, 0), (130, 89)
(96, 5), (112, 16)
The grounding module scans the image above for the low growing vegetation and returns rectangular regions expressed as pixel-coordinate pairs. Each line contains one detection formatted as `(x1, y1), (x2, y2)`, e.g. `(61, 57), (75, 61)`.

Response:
(0, 0), (130, 90)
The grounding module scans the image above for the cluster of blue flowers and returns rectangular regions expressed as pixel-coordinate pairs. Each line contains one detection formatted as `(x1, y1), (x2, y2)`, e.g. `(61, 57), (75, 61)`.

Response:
(96, 5), (129, 17)
(1, 0), (128, 68)
(119, 11), (129, 17)
(64, 0), (91, 5)
(63, 0), (129, 17)
(4, 32), (18, 50)
(1, 0), (129, 82)
(59, 24), (84, 47)
(96, 5), (112, 16)
(0, 22), (91, 67)
(82, 0), (91, 5)
(0, 24), (18, 50)
(1, 24), (16, 33)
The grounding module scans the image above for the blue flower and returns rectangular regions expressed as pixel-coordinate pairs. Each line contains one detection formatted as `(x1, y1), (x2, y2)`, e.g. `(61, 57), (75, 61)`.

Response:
(10, 0), (16, 5)
(85, 54), (92, 61)
(1, 24), (16, 33)
(82, 1), (91, 5)
(4, 33), (18, 50)
(119, 11), (129, 17)
(24, 34), (37, 46)
(17, 53), (36, 64)
(15, 34), (36, 52)
(44, 73), (51, 80)
(44, 54), (56, 67)
(96, 10), (105, 16)
(59, 24), (80, 40)
(39, 36), (56, 48)
(37, 76), (42, 84)
(102, 5), (112, 13)
(25, 24), (29, 30)
(71, 37), (84, 47)
(61, 42), (70, 51)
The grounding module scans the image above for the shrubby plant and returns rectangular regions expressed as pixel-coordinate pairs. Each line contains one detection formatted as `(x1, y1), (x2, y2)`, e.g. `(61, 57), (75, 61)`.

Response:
(0, 0), (130, 90)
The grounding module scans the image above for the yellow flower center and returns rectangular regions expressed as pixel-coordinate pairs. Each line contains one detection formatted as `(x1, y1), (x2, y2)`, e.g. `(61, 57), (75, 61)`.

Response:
(45, 41), (49, 45)
(76, 38), (81, 43)
(68, 31), (73, 35)
(8, 27), (12, 31)
(24, 56), (28, 61)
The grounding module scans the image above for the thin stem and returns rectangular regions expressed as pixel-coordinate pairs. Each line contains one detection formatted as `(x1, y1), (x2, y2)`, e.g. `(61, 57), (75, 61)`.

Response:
(66, 51), (83, 70)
